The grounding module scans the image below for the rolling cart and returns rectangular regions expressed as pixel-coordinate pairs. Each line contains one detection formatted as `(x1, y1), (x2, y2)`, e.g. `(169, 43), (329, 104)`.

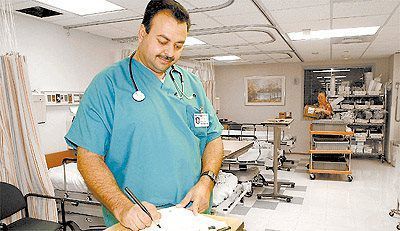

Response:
(308, 120), (354, 182)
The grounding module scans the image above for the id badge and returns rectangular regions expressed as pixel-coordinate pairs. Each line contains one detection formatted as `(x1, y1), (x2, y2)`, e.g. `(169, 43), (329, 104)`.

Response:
(194, 113), (209, 127)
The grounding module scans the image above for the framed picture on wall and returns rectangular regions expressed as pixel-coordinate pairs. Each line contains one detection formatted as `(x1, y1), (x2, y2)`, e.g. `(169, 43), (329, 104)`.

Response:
(244, 76), (285, 106)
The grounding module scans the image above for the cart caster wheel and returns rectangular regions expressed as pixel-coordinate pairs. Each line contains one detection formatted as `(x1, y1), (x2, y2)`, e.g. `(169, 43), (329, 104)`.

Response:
(290, 183), (295, 188)
(286, 198), (291, 203)
(397, 224), (400, 230)
(257, 195), (262, 199)
(286, 168), (290, 172)
(245, 190), (253, 197)
(310, 174), (315, 180)
(390, 211), (395, 217)
(291, 161), (295, 164)
(347, 175), (353, 182)
(306, 164), (309, 169)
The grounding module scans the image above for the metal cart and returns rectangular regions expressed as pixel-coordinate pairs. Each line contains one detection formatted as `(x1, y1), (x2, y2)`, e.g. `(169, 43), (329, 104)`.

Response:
(308, 120), (354, 182)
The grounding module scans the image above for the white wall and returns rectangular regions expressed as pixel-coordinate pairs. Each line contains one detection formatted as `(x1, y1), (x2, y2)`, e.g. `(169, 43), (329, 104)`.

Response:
(13, 14), (129, 154)
(215, 58), (390, 153)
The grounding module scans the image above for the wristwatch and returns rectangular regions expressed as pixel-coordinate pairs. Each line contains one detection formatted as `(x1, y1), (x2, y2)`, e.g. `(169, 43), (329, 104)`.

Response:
(200, 171), (216, 184)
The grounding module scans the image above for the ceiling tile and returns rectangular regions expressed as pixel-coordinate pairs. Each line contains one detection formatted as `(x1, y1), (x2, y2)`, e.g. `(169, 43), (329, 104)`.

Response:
(212, 13), (271, 26)
(268, 5), (330, 25)
(387, 7), (400, 26)
(83, 9), (140, 22)
(183, 0), (231, 9)
(221, 45), (260, 53)
(53, 17), (92, 27)
(279, 19), (330, 33)
(235, 30), (274, 44)
(196, 33), (247, 46)
(332, 43), (370, 59)
(333, 0), (400, 18)
(80, 24), (131, 38)
(108, 0), (148, 14)
(332, 15), (388, 29)
(254, 38), (291, 52)
(259, 0), (330, 11)
(189, 13), (222, 30)
(292, 39), (331, 60)
(204, 0), (260, 17)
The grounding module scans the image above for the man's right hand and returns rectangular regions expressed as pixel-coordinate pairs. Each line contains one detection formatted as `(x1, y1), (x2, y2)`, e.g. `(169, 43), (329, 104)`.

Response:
(117, 202), (161, 231)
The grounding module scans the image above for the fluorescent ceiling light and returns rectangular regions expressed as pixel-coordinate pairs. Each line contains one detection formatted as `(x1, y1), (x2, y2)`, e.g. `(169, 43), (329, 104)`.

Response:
(317, 76), (323, 79)
(313, 69), (350, 73)
(212, 55), (241, 61)
(324, 76), (331, 79)
(184, 37), (206, 46)
(288, 26), (379, 41)
(36, 0), (124, 15)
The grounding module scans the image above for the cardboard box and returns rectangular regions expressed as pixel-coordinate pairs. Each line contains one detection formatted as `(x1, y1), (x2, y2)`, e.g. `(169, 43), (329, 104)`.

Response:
(304, 105), (319, 119)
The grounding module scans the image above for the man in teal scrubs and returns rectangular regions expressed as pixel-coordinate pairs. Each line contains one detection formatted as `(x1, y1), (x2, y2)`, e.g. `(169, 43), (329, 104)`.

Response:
(65, 0), (223, 230)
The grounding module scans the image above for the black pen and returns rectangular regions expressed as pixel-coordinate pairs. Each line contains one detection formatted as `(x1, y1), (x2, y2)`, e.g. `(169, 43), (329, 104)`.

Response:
(124, 187), (161, 228)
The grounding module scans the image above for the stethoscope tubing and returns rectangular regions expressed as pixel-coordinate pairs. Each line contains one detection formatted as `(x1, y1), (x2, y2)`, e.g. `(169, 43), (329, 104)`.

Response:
(129, 52), (195, 101)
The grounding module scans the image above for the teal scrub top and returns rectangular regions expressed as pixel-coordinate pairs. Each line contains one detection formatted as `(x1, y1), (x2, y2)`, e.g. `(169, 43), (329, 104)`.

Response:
(65, 57), (222, 226)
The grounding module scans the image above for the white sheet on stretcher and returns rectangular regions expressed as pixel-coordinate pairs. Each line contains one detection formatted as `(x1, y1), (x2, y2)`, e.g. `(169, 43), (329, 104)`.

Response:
(236, 148), (273, 162)
(48, 163), (88, 192)
(212, 171), (238, 206)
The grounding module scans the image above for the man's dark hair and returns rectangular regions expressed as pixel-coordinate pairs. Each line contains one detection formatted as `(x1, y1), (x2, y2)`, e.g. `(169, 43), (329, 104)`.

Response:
(142, 0), (191, 33)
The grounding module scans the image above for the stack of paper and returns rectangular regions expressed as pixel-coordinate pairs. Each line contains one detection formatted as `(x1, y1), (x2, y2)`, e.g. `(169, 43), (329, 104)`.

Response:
(144, 207), (228, 231)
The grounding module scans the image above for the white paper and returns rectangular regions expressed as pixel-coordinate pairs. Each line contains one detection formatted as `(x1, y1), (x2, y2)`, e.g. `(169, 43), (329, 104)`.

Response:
(144, 207), (228, 231)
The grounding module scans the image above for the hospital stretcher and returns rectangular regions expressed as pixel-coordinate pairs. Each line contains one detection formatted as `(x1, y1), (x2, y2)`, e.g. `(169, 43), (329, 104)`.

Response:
(48, 158), (105, 230)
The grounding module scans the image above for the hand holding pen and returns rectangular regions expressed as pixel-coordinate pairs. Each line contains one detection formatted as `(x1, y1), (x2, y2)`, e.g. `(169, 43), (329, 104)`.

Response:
(119, 187), (161, 230)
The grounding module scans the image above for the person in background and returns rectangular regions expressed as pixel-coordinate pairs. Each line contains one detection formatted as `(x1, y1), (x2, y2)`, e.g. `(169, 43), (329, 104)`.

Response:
(64, 0), (224, 230)
(315, 91), (333, 118)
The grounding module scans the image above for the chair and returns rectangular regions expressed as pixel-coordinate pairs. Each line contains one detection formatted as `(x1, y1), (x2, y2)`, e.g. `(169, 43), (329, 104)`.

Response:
(0, 182), (63, 230)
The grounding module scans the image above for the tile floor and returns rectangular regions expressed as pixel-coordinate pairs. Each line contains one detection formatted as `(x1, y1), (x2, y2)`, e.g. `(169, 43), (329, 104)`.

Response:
(222, 154), (400, 231)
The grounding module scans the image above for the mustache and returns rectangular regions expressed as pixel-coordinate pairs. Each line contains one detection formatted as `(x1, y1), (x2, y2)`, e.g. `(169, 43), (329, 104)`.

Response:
(157, 55), (174, 62)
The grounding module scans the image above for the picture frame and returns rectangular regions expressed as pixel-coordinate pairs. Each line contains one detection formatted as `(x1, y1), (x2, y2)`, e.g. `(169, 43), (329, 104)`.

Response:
(244, 76), (285, 106)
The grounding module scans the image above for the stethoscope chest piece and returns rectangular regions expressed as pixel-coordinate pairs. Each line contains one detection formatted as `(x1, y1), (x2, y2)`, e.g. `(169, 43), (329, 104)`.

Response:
(132, 90), (145, 102)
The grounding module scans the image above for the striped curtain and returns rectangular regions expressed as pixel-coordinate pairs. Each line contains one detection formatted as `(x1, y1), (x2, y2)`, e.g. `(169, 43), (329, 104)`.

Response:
(192, 61), (217, 107)
(0, 54), (57, 222)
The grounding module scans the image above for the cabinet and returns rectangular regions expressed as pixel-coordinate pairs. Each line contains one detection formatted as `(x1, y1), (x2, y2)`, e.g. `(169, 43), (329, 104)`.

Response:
(308, 120), (354, 182)
(328, 89), (387, 162)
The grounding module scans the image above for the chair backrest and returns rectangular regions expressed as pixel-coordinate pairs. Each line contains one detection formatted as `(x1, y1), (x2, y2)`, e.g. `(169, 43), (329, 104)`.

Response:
(0, 182), (27, 220)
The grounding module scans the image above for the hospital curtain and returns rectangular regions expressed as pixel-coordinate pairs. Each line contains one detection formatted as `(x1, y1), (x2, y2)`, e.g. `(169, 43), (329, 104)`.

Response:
(192, 60), (217, 107)
(0, 54), (58, 222)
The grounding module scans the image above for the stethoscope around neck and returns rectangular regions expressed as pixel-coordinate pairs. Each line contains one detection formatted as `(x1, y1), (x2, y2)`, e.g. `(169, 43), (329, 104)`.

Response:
(129, 52), (196, 102)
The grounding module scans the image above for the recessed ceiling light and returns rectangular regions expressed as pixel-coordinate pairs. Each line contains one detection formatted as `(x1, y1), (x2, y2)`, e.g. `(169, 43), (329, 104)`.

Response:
(36, 0), (124, 15)
(184, 37), (206, 46)
(212, 55), (241, 61)
(287, 26), (380, 41)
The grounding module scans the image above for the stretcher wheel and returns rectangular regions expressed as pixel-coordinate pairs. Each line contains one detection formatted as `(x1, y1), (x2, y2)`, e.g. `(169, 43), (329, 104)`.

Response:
(309, 174), (315, 180)
(306, 164), (310, 169)
(286, 168), (290, 172)
(290, 183), (295, 188)
(347, 175), (353, 182)
(390, 211), (395, 217)
(257, 195), (262, 199)
(286, 198), (291, 203)
(290, 160), (295, 164)
(397, 224), (400, 230)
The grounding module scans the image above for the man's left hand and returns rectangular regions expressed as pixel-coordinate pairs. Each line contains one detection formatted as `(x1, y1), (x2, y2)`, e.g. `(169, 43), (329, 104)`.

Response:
(176, 177), (214, 214)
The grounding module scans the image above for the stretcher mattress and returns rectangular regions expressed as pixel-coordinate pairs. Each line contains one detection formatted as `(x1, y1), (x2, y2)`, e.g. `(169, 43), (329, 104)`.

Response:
(49, 163), (88, 193)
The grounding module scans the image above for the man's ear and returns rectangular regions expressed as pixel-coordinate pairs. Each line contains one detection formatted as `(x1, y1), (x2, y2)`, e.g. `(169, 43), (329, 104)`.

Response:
(138, 24), (147, 43)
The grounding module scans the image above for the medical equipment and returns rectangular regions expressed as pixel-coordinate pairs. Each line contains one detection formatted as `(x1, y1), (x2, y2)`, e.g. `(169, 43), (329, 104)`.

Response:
(128, 52), (196, 102)
(48, 158), (105, 229)
(170, 65), (197, 100)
